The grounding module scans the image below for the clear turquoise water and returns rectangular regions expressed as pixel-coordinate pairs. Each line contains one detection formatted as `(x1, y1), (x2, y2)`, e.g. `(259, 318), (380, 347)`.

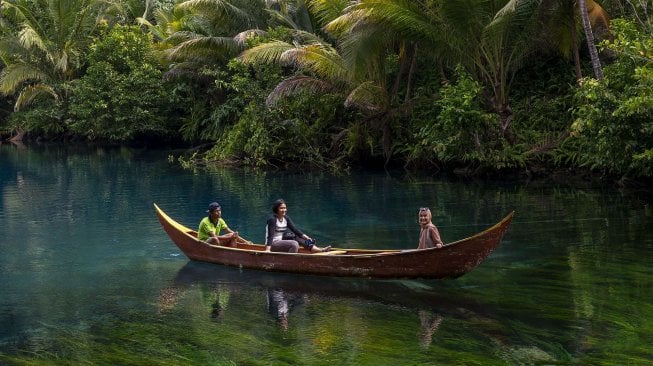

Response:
(0, 144), (652, 365)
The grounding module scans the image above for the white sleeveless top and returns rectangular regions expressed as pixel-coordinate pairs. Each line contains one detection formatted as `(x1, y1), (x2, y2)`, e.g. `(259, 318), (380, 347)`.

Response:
(265, 217), (288, 243)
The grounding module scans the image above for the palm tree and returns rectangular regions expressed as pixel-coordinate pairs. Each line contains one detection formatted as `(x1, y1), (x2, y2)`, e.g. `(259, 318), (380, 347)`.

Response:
(162, 0), (265, 77)
(242, 0), (420, 163)
(149, 0), (268, 141)
(240, 30), (350, 106)
(324, 0), (431, 160)
(334, 0), (543, 140)
(578, 0), (605, 80)
(0, 0), (110, 111)
(511, 0), (609, 81)
(469, 0), (543, 137)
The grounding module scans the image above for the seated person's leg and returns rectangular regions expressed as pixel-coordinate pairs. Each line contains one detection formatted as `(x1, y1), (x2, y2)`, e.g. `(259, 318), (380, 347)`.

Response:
(218, 233), (238, 247)
(271, 240), (299, 253)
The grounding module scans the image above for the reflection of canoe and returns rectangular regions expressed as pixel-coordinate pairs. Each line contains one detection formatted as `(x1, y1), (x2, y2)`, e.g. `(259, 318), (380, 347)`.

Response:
(154, 203), (513, 279)
(170, 261), (490, 314)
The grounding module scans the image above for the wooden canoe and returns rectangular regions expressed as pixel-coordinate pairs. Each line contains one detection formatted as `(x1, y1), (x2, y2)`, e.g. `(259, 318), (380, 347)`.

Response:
(154, 203), (514, 279)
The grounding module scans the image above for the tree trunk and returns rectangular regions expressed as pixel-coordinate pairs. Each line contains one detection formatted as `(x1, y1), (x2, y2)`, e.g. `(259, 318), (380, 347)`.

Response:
(404, 44), (417, 105)
(578, 0), (604, 80)
(570, 17), (582, 81)
(498, 104), (516, 144)
(390, 43), (409, 104)
(488, 86), (515, 143)
(142, 0), (152, 20)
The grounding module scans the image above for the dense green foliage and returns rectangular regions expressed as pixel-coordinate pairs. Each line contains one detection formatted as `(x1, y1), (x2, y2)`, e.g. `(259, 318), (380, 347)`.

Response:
(409, 66), (507, 172)
(0, 0), (652, 180)
(66, 25), (181, 141)
(565, 19), (653, 178)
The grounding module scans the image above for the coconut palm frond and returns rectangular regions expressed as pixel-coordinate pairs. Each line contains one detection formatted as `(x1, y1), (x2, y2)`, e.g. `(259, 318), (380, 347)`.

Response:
(17, 25), (47, 51)
(289, 28), (325, 45)
(176, 0), (248, 20)
(282, 43), (349, 82)
(493, 0), (538, 24)
(344, 81), (387, 112)
(167, 35), (242, 61)
(336, 20), (392, 82)
(266, 75), (336, 106)
(324, 8), (367, 37)
(50, 0), (98, 49)
(0, 63), (49, 95)
(2, 0), (45, 35)
(240, 40), (295, 65)
(439, 0), (486, 44)
(494, 0), (519, 18)
(307, 0), (349, 26)
(490, 0), (539, 29)
(351, 0), (440, 42)
(165, 30), (200, 45)
(14, 83), (58, 111)
(486, 0), (541, 60)
(0, 0), (110, 113)
(151, 6), (174, 27)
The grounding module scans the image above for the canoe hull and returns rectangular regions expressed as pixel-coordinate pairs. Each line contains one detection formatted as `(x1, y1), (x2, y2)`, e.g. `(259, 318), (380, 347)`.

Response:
(154, 204), (513, 279)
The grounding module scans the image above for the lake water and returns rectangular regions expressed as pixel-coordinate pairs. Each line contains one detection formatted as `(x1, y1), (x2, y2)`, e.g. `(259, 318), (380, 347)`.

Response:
(1, 143), (652, 365)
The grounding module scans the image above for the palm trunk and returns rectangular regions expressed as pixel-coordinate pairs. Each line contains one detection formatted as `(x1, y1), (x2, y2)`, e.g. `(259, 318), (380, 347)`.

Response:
(578, 0), (604, 80)
(404, 44), (417, 105)
(570, 17), (582, 81)
(142, 0), (151, 19)
(390, 43), (409, 103)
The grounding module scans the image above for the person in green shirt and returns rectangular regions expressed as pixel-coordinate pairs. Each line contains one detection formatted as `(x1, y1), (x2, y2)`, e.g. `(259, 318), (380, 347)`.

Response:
(198, 202), (239, 246)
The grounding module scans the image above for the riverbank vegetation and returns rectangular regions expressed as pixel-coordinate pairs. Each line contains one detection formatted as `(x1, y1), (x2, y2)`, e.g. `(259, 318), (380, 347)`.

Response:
(1, 0), (651, 182)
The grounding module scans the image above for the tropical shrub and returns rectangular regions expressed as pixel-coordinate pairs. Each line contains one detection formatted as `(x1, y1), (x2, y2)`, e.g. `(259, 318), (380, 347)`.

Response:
(66, 25), (181, 141)
(564, 19), (653, 178)
(5, 101), (66, 138)
(408, 66), (510, 171)
(198, 58), (346, 168)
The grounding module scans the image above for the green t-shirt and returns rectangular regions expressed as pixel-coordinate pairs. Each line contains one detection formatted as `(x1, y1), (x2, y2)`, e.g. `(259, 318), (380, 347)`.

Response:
(198, 216), (228, 241)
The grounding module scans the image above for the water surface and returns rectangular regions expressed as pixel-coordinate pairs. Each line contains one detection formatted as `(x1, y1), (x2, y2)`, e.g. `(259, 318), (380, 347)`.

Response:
(1, 143), (652, 365)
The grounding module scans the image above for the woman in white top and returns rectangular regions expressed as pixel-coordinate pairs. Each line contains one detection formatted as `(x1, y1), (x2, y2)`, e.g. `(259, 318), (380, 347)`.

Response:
(265, 199), (330, 253)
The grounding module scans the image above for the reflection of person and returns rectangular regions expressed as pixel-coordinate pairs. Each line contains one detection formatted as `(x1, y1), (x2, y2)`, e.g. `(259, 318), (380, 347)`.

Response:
(419, 310), (443, 348)
(266, 288), (305, 331)
(265, 199), (330, 253)
(209, 284), (231, 320)
(198, 202), (239, 246)
(417, 207), (443, 249)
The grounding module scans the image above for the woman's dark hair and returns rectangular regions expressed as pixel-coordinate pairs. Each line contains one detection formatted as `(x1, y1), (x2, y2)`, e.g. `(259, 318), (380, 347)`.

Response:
(272, 199), (286, 214)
